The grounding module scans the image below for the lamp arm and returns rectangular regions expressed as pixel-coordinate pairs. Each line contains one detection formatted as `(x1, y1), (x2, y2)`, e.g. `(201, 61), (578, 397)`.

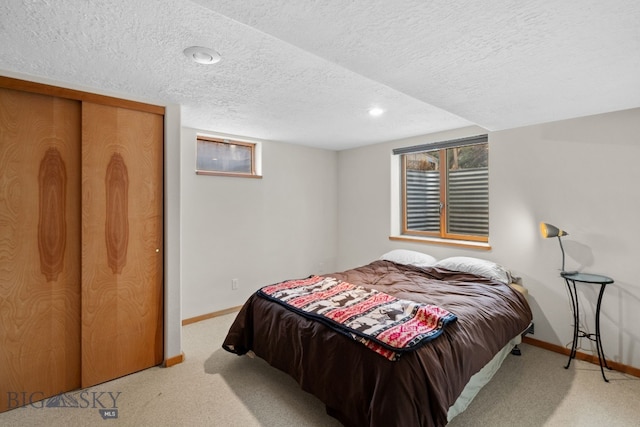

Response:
(557, 235), (566, 272)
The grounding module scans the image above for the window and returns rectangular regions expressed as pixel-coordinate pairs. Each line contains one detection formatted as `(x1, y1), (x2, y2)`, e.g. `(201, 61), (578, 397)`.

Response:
(396, 135), (489, 243)
(196, 136), (260, 178)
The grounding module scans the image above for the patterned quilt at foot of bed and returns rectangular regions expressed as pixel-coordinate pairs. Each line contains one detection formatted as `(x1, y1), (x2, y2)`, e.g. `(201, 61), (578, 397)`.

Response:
(258, 275), (457, 360)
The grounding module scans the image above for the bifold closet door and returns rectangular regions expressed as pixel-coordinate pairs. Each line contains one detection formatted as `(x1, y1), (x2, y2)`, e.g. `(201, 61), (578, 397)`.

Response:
(0, 88), (81, 412)
(81, 102), (164, 388)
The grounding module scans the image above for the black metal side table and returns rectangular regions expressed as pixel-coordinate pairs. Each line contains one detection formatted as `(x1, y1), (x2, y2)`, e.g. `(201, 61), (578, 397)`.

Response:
(561, 271), (614, 382)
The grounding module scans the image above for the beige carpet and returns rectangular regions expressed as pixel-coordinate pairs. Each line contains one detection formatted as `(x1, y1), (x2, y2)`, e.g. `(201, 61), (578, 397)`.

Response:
(1, 313), (639, 426)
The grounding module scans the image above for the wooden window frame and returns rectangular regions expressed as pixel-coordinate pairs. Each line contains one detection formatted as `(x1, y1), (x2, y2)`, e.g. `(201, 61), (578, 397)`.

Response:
(195, 136), (261, 179)
(400, 142), (489, 243)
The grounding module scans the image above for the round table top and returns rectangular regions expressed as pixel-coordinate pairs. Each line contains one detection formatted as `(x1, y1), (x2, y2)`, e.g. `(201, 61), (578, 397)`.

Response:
(561, 271), (614, 284)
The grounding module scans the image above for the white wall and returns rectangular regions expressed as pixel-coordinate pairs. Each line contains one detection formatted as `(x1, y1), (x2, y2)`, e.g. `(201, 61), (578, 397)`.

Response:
(491, 108), (640, 369)
(164, 104), (182, 360)
(337, 109), (640, 369)
(180, 127), (338, 319)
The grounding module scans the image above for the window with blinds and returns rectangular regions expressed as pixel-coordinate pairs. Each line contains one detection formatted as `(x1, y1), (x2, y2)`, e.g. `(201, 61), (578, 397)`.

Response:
(395, 135), (489, 243)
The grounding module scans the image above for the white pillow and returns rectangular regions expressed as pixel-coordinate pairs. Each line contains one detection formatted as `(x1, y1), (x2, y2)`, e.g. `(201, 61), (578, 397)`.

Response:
(434, 256), (511, 284)
(379, 249), (437, 268)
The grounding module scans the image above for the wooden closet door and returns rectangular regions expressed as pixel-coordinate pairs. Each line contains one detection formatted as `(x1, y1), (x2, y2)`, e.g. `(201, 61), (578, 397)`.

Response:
(81, 102), (163, 387)
(0, 88), (81, 412)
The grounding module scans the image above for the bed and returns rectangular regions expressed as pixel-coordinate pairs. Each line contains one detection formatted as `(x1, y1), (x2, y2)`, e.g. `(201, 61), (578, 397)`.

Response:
(222, 252), (532, 427)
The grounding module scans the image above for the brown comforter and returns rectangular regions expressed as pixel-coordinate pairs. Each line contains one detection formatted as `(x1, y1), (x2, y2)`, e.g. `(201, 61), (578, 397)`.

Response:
(223, 260), (532, 427)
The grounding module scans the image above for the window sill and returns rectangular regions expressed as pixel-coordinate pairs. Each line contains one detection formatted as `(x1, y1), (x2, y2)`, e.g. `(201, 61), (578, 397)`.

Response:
(389, 235), (492, 251)
(195, 170), (263, 179)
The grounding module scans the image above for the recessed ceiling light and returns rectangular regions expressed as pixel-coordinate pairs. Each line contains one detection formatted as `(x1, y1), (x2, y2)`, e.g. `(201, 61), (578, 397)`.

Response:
(183, 46), (221, 65)
(369, 107), (384, 117)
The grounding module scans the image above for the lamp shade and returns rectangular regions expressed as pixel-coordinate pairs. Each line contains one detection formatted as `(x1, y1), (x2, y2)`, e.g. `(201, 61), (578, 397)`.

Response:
(540, 222), (568, 238)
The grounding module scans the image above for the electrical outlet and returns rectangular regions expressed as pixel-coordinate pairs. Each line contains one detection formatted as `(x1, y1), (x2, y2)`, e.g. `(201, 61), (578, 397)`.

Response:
(231, 278), (239, 290)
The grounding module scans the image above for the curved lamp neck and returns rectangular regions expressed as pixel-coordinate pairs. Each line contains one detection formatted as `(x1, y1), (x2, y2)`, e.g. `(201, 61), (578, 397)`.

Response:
(557, 235), (566, 272)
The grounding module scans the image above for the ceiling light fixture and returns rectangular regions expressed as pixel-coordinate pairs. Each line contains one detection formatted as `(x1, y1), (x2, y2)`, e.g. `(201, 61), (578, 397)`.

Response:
(183, 46), (221, 65)
(369, 107), (384, 117)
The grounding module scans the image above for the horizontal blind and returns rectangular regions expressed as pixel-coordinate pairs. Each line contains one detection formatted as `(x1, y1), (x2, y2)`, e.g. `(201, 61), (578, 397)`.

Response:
(406, 170), (440, 231)
(447, 167), (489, 236)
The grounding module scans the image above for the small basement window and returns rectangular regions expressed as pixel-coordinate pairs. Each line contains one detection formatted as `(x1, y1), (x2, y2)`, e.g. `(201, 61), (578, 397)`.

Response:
(196, 136), (261, 178)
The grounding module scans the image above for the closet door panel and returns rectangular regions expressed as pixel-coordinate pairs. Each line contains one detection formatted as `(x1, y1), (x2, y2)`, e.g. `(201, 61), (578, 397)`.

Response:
(0, 88), (81, 412)
(81, 102), (163, 387)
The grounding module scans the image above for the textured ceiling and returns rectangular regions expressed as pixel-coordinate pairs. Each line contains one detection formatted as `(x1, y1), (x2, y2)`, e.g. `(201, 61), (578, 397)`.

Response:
(1, 0), (639, 150)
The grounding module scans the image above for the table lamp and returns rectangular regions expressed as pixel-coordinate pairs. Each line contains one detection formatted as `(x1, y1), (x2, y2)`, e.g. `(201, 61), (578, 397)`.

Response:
(540, 222), (575, 274)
